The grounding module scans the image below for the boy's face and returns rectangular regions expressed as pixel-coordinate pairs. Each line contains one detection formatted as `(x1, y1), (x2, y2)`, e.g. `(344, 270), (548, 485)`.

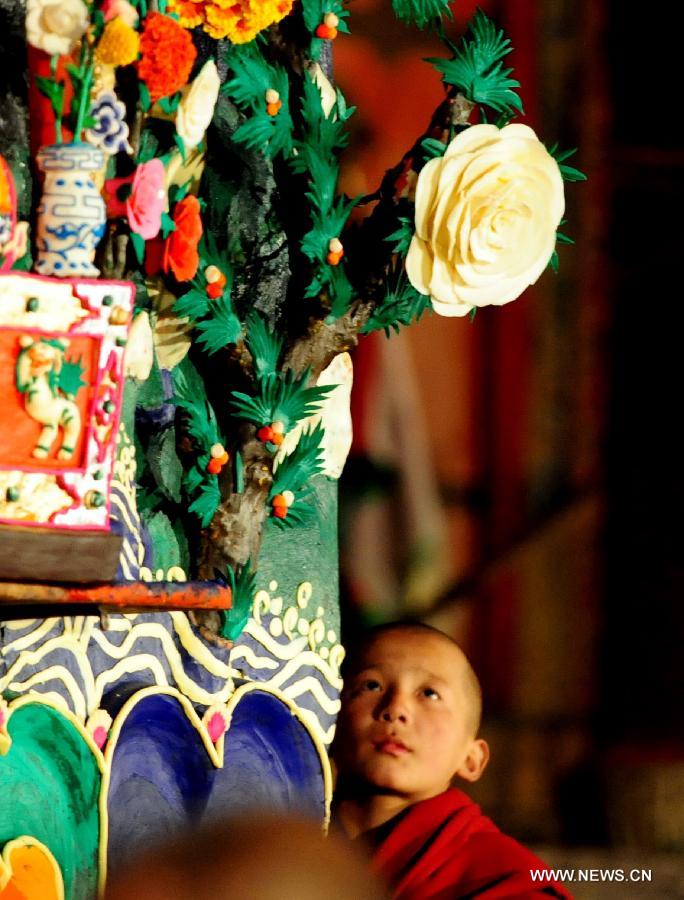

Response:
(334, 629), (488, 804)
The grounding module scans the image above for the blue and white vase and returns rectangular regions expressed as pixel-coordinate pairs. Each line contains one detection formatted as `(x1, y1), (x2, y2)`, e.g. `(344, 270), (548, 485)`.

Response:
(34, 142), (106, 278)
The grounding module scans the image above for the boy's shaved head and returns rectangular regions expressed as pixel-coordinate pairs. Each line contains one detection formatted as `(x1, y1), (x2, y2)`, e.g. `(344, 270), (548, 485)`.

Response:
(335, 621), (490, 809)
(342, 622), (483, 736)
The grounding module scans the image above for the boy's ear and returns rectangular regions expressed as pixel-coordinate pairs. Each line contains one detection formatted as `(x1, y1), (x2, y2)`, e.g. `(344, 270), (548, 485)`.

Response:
(455, 739), (489, 783)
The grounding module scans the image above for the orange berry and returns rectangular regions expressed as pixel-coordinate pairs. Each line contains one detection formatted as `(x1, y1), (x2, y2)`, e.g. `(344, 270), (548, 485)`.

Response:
(266, 100), (282, 116)
(218, 451), (229, 465)
(328, 26), (338, 39)
(271, 432), (284, 446)
(272, 494), (288, 508)
(207, 458), (222, 474)
(205, 265), (222, 283)
(327, 250), (343, 265)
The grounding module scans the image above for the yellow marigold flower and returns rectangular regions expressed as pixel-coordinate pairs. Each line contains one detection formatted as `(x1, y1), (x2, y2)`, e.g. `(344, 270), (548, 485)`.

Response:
(95, 17), (140, 67)
(275, 0), (295, 17)
(167, 0), (206, 30)
(203, 0), (293, 43)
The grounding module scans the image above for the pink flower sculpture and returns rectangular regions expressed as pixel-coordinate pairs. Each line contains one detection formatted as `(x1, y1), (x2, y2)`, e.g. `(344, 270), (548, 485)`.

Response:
(102, 0), (139, 26)
(86, 708), (113, 750)
(203, 704), (230, 743)
(127, 158), (166, 240)
(92, 725), (108, 749)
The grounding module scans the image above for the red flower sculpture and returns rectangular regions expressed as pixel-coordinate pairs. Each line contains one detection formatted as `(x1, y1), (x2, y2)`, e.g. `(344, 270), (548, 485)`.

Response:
(163, 195), (203, 282)
(138, 12), (197, 103)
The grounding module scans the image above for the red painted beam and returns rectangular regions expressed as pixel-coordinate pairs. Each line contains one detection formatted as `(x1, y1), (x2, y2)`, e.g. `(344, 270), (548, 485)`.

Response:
(0, 580), (232, 611)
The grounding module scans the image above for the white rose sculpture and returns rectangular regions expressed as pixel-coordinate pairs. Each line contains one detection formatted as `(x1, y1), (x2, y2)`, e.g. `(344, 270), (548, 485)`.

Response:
(406, 123), (565, 317)
(175, 61), (221, 149)
(26, 0), (89, 57)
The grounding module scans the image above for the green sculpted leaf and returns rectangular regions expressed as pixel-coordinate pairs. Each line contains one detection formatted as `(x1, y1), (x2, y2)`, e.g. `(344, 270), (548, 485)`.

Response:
(420, 137), (447, 159)
(173, 287), (211, 323)
(172, 365), (222, 449)
(136, 128), (159, 164)
(231, 116), (276, 153)
(223, 45), (294, 159)
(272, 374), (334, 430)
(219, 560), (257, 641)
(188, 480), (221, 527)
(144, 509), (182, 571)
(290, 73), (360, 316)
(326, 264), (355, 320)
(547, 144), (588, 182)
(385, 216), (414, 256)
(136, 357), (166, 409)
(146, 427), (183, 503)
(428, 10), (523, 115)
(268, 499), (316, 529)
(229, 390), (273, 427)
(58, 355), (87, 398)
(171, 363), (225, 525)
(271, 422), (326, 496)
(194, 297), (242, 355)
(231, 372), (334, 432)
(301, 0), (350, 35)
(223, 45), (273, 105)
(130, 230), (146, 264)
(35, 75), (65, 118)
(391, 0), (453, 29)
(363, 266), (431, 336)
(245, 311), (283, 379)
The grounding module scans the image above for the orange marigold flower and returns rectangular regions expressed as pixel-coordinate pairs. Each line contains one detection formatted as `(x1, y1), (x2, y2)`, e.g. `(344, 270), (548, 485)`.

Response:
(0, 163), (12, 215)
(163, 195), (203, 282)
(203, 0), (293, 43)
(95, 17), (140, 66)
(138, 12), (197, 103)
(166, 0), (205, 29)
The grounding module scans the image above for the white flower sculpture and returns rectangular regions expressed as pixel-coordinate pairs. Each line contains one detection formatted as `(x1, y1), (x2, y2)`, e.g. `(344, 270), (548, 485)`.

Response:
(124, 310), (154, 381)
(26, 0), (90, 57)
(406, 123), (565, 317)
(175, 60), (221, 149)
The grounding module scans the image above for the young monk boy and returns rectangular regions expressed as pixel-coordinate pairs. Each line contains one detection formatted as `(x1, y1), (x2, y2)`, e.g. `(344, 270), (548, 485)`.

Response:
(332, 622), (572, 899)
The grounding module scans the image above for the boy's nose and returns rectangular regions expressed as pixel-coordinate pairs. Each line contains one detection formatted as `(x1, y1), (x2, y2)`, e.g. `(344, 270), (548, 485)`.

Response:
(380, 708), (407, 723)
(377, 692), (409, 723)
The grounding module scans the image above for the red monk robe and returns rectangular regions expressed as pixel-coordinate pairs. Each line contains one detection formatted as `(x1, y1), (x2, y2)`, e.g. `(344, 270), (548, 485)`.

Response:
(364, 788), (573, 899)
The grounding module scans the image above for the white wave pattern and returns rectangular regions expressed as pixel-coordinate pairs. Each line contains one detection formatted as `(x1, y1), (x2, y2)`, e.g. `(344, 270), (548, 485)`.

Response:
(0, 584), (343, 746)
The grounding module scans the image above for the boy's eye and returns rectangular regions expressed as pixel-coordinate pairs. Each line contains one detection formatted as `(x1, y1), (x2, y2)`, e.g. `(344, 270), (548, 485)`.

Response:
(351, 678), (382, 695)
(421, 687), (440, 700)
(346, 677), (382, 699)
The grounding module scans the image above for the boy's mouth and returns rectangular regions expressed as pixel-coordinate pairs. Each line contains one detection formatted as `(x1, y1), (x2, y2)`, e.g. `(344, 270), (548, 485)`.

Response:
(374, 738), (410, 756)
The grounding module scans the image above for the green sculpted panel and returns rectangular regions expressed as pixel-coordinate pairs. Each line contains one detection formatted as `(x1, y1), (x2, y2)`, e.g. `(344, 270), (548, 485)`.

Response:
(0, 702), (102, 899)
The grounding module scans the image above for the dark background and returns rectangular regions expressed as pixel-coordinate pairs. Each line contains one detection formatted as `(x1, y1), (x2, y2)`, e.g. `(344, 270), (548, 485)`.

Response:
(335, 0), (684, 857)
